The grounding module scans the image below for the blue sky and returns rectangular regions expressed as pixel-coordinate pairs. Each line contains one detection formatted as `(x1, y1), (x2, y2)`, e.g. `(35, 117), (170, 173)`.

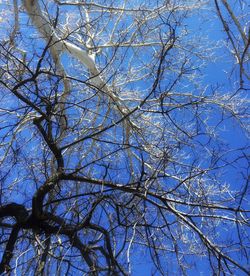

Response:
(0, 0), (249, 275)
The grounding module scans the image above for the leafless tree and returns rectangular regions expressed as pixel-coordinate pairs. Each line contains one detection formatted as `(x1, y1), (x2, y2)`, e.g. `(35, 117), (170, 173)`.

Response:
(0, 0), (249, 275)
(214, 0), (250, 87)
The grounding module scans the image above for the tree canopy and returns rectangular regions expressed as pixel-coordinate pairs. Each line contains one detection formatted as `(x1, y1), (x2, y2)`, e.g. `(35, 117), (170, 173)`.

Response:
(0, 0), (249, 274)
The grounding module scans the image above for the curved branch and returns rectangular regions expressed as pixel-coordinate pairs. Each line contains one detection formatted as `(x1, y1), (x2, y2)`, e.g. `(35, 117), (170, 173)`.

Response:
(32, 173), (62, 218)
(0, 203), (29, 223)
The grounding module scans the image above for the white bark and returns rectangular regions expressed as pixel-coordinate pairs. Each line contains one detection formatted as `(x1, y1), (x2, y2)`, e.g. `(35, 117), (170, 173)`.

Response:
(22, 0), (131, 147)
(22, 0), (106, 89)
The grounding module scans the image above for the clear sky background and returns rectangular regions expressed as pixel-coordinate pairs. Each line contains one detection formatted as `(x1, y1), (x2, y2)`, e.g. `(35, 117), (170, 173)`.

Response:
(132, 3), (249, 275)
(0, 0), (249, 275)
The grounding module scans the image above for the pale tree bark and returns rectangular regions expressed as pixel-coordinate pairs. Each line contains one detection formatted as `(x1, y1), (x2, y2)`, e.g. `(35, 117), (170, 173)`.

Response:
(0, 0), (249, 275)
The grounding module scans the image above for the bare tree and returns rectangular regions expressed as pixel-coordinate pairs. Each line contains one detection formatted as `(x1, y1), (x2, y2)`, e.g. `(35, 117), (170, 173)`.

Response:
(0, 0), (249, 275)
(214, 0), (250, 87)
